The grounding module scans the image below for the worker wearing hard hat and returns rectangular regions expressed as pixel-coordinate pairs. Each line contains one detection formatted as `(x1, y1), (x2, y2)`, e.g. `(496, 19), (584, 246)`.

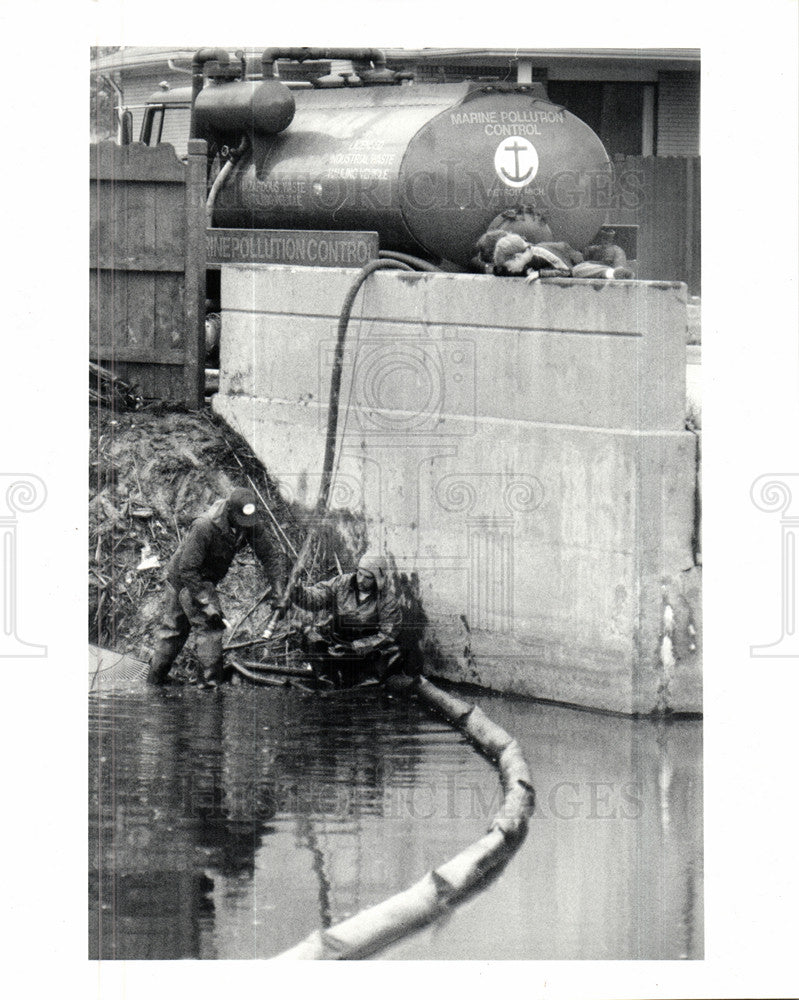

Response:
(147, 488), (283, 688)
(290, 551), (402, 687)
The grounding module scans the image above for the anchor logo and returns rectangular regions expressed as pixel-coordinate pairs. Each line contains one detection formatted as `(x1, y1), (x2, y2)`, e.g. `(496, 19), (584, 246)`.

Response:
(494, 137), (539, 189)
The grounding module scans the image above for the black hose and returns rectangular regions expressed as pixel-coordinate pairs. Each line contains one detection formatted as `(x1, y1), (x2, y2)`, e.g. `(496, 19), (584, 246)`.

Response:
(206, 136), (249, 223)
(262, 258), (416, 638)
(229, 657), (297, 686)
(318, 258), (415, 508)
(378, 250), (442, 272)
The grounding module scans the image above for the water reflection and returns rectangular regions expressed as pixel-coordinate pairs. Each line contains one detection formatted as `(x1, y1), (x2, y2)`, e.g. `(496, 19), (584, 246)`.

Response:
(89, 686), (464, 958)
(382, 695), (703, 961)
(89, 685), (702, 960)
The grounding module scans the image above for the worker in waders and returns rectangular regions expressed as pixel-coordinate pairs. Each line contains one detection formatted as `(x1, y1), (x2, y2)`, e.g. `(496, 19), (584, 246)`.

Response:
(147, 488), (282, 688)
(291, 553), (402, 687)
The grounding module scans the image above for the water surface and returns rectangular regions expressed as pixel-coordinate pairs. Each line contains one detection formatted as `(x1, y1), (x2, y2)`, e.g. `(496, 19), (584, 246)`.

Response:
(89, 683), (702, 960)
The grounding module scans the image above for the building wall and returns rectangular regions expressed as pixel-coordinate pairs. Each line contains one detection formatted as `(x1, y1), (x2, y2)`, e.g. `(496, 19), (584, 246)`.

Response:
(657, 72), (701, 156)
(611, 154), (701, 292)
(212, 265), (702, 715)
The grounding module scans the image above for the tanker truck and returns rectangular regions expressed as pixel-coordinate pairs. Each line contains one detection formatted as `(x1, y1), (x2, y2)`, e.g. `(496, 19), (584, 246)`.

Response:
(143, 48), (617, 264)
(140, 47), (620, 357)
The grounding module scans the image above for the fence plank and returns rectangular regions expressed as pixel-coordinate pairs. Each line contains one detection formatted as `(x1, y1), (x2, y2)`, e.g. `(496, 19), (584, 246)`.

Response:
(91, 140), (186, 182)
(183, 139), (208, 408)
(154, 183), (185, 260)
(90, 140), (208, 405)
(92, 347), (186, 365)
(154, 273), (184, 354)
(126, 272), (156, 353)
(110, 269), (128, 352)
(89, 255), (185, 272)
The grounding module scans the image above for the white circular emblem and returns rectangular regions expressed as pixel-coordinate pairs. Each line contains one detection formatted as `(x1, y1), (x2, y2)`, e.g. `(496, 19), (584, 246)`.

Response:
(494, 137), (539, 188)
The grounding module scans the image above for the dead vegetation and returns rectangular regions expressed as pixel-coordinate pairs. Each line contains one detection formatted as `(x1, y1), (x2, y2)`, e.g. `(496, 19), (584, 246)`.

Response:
(89, 399), (368, 670)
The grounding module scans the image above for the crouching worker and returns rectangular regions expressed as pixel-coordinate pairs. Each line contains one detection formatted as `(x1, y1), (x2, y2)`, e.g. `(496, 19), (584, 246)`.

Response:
(147, 488), (282, 688)
(291, 553), (402, 687)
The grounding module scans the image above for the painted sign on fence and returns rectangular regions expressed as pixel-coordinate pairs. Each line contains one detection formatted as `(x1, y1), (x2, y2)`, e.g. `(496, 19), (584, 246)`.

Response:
(206, 228), (379, 267)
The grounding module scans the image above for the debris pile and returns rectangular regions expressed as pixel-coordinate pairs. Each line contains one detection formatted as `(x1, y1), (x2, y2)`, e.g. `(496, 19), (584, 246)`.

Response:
(90, 362), (143, 412)
(89, 401), (367, 670)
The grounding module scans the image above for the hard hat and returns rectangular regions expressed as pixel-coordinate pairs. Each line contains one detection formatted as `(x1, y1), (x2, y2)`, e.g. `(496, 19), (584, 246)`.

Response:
(227, 487), (259, 527)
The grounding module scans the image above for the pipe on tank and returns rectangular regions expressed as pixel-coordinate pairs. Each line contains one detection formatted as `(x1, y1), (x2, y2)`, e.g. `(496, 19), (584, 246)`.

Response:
(206, 137), (249, 224)
(261, 47), (388, 78)
(190, 48), (231, 137)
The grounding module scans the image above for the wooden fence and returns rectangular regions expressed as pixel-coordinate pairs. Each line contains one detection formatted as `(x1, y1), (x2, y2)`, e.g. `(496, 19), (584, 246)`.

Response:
(610, 155), (701, 294)
(90, 139), (207, 406)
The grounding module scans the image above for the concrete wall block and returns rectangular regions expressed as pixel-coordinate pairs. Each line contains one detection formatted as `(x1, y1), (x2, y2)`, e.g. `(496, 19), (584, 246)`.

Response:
(215, 385), (698, 713)
(223, 265), (687, 336)
(650, 565), (703, 714)
(430, 622), (641, 715)
(223, 264), (358, 317)
(215, 264), (700, 714)
(221, 268), (687, 432)
(219, 310), (337, 403)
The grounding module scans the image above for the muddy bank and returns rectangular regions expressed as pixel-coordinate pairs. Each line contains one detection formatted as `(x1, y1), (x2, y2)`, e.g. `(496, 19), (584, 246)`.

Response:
(88, 401), (372, 671)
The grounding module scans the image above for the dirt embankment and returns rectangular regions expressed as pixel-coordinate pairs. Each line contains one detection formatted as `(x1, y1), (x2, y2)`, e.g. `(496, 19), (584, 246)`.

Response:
(89, 402), (369, 669)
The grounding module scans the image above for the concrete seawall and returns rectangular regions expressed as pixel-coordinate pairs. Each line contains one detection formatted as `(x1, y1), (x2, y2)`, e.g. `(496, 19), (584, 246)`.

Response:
(213, 265), (701, 715)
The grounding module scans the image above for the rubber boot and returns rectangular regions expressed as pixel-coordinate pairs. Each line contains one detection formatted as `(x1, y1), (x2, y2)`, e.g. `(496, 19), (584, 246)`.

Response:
(372, 645), (403, 683)
(148, 589), (190, 684)
(197, 628), (225, 689)
(199, 664), (223, 690)
(147, 644), (178, 685)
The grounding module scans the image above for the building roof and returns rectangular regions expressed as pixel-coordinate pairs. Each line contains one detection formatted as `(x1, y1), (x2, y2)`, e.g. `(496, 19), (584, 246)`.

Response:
(91, 48), (196, 76)
(386, 48), (700, 64)
(91, 46), (700, 76)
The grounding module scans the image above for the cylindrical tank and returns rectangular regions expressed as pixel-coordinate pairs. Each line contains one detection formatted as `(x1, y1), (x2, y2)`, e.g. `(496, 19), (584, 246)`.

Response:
(194, 79), (296, 140)
(211, 82), (612, 268)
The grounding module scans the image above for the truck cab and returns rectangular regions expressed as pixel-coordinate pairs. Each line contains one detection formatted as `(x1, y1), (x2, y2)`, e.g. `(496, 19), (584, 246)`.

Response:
(139, 86), (193, 157)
